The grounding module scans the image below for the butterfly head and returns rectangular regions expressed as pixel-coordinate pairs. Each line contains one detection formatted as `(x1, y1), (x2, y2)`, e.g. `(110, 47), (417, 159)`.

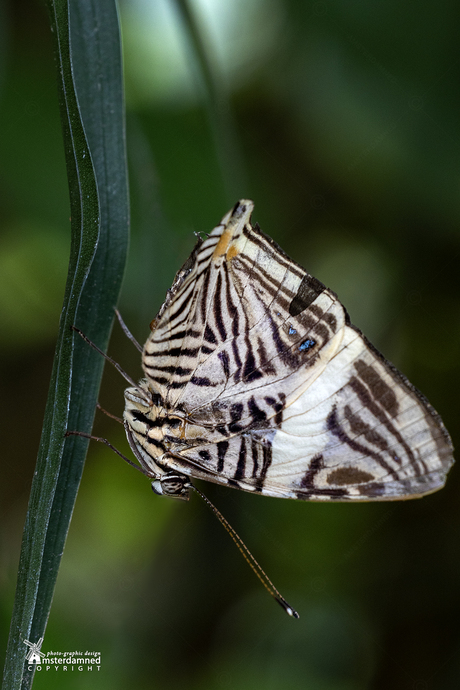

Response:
(151, 472), (191, 501)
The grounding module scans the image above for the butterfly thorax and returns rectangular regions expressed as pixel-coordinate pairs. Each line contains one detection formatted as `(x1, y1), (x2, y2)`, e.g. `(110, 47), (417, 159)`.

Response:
(124, 382), (180, 454)
(123, 380), (223, 474)
(123, 382), (200, 500)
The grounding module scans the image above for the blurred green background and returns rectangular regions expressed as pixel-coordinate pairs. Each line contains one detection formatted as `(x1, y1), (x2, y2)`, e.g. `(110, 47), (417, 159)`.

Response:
(1, 0), (459, 688)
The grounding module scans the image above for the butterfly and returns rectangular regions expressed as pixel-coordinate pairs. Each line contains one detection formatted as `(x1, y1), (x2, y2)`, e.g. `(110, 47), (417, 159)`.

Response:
(72, 199), (454, 617)
(123, 199), (453, 508)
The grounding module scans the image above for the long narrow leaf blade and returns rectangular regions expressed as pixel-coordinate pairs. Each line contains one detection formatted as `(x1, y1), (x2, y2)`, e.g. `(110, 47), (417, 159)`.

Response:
(2, 1), (129, 688)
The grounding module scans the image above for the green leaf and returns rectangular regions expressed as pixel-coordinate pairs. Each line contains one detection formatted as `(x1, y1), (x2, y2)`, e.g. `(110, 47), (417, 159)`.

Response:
(2, 1), (129, 688)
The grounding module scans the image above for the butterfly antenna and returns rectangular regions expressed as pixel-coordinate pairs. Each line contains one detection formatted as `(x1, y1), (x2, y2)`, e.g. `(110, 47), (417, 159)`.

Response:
(114, 308), (143, 353)
(71, 326), (137, 387)
(189, 484), (299, 619)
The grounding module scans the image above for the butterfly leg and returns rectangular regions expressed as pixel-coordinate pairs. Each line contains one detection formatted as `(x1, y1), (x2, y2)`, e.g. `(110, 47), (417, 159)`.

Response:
(96, 402), (123, 424)
(114, 308), (143, 353)
(71, 325), (137, 386)
(65, 430), (145, 474)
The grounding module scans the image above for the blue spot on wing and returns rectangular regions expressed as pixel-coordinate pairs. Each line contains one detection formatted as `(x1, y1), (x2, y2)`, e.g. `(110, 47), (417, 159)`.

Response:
(299, 338), (315, 352)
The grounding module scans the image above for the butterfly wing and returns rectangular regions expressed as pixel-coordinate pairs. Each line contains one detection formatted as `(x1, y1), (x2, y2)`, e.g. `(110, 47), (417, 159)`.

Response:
(142, 201), (453, 501)
(145, 202), (345, 420)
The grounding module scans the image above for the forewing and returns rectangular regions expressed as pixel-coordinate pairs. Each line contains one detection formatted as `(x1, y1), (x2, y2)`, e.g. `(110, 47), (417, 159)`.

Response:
(144, 201), (345, 426)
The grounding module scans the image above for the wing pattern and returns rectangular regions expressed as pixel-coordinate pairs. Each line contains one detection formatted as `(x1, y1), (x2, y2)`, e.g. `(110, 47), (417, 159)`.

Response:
(124, 200), (453, 501)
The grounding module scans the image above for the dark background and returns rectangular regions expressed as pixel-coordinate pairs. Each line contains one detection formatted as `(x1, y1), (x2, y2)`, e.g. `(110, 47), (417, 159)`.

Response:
(1, 0), (459, 688)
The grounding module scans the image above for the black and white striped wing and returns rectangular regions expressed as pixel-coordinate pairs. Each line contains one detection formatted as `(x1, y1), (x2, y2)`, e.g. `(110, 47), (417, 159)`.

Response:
(142, 201), (453, 501)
